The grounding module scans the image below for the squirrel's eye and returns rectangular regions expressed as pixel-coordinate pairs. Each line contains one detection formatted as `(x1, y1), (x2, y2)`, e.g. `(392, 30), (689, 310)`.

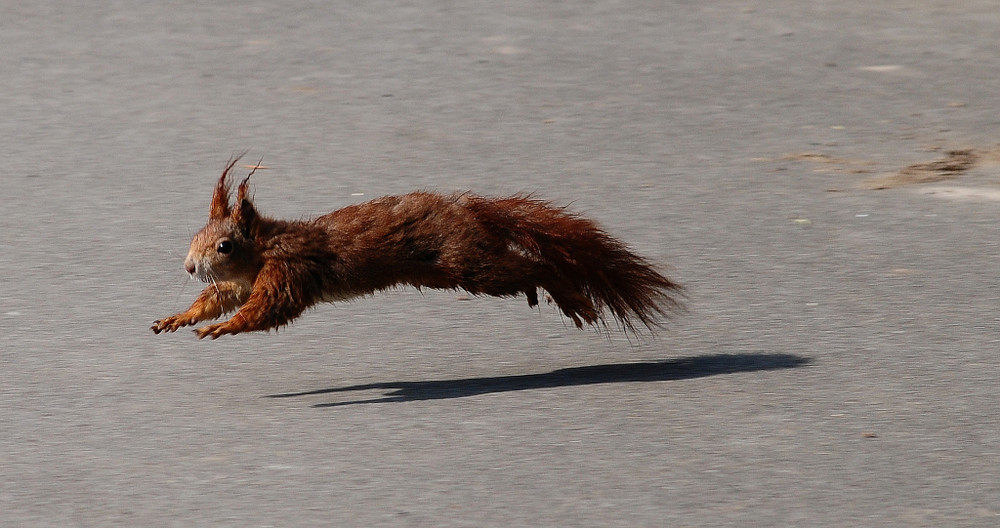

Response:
(216, 240), (233, 255)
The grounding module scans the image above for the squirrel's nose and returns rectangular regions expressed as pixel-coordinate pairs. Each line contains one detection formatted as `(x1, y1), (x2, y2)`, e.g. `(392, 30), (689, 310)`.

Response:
(184, 260), (196, 275)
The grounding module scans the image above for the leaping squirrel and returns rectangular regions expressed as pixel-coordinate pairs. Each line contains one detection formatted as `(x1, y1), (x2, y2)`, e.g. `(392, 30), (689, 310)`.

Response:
(152, 157), (682, 339)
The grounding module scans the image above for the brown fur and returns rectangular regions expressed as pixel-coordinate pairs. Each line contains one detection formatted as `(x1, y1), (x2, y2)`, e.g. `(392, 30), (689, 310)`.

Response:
(152, 159), (682, 339)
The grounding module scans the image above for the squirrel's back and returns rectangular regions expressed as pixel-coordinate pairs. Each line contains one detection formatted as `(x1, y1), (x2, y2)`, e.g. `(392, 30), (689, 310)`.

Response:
(312, 192), (681, 331)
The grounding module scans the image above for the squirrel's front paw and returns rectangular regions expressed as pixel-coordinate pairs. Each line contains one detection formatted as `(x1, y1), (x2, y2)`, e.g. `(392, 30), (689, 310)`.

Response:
(195, 322), (238, 340)
(151, 315), (197, 334)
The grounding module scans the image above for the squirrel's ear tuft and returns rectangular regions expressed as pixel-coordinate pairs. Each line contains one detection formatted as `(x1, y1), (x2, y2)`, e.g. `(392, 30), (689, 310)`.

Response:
(210, 156), (242, 220)
(232, 174), (257, 233)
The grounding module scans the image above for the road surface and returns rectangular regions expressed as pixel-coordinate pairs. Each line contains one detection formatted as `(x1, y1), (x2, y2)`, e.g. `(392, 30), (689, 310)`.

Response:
(2, 1), (999, 526)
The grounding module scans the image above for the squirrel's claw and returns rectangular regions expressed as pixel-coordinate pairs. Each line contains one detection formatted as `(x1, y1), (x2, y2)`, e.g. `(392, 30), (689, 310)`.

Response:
(152, 315), (197, 334)
(151, 319), (175, 333)
(195, 322), (236, 340)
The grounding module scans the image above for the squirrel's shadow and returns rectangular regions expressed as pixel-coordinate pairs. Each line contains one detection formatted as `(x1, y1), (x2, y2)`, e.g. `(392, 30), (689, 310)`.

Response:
(268, 353), (810, 408)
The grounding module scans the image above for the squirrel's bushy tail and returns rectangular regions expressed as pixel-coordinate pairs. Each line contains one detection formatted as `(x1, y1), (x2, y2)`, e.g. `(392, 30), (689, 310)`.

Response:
(462, 195), (682, 332)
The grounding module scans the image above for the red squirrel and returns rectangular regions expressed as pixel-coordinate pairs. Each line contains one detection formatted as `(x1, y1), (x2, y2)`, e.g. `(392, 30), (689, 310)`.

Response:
(152, 157), (681, 339)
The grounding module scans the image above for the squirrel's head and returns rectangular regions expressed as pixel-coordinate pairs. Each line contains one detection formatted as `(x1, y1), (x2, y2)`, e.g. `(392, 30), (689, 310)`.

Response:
(184, 156), (263, 285)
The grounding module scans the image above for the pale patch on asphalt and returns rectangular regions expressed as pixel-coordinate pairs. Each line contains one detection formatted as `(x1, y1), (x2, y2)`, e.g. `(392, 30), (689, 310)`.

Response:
(915, 185), (1000, 201)
(859, 65), (904, 72)
(861, 149), (978, 189)
(779, 152), (876, 174)
(758, 145), (1000, 197)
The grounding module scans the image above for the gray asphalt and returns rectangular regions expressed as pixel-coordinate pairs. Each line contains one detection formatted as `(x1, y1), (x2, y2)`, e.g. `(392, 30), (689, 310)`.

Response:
(3, 1), (1000, 526)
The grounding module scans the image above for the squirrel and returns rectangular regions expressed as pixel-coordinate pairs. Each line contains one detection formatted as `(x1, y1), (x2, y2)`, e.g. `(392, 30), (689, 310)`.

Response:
(151, 157), (682, 339)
